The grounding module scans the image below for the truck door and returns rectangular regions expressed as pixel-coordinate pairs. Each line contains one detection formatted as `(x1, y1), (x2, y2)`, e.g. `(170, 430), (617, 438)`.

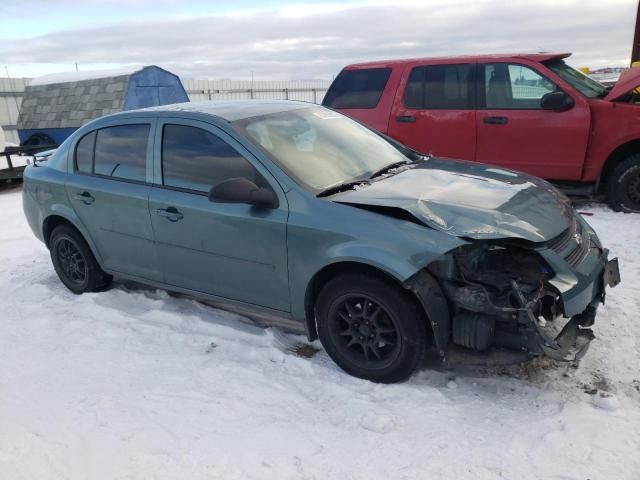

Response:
(388, 62), (476, 159)
(475, 62), (590, 180)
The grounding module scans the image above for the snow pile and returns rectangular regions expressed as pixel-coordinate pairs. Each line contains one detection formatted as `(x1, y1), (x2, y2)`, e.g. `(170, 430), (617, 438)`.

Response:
(0, 154), (30, 170)
(0, 189), (638, 479)
(29, 66), (144, 86)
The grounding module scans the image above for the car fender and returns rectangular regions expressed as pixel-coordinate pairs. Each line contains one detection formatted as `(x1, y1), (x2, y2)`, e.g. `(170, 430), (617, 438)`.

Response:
(583, 101), (640, 182)
(295, 241), (457, 348)
(22, 163), (105, 267)
(311, 252), (452, 355)
(403, 269), (450, 356)
(44, 204), (106, 266)
(323, 242), (438, 281)
(287, 198), (466, 343)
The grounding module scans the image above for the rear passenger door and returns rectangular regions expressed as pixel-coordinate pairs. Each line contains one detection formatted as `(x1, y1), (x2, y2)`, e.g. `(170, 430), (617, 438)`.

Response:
(149, 119), (290, 312)
(388, 62), (476, 159)
(66, 119), (161, 281)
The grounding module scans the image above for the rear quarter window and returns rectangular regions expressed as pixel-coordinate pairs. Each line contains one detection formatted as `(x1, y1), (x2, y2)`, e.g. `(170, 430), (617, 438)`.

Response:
(74, 131), (96, 173)
(323, 68), (391, 109)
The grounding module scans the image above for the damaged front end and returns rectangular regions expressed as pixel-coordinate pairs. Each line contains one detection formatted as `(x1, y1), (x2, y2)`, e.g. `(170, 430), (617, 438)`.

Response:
(417, 216), (621, 363)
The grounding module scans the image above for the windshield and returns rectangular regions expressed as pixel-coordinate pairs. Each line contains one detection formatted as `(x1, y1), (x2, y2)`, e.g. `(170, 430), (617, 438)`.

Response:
(544, 59), (608, 99)
(234, 107), (410, 193)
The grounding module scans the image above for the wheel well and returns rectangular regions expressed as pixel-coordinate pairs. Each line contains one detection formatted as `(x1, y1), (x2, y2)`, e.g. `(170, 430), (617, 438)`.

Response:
(304, 262), (425, 341)
(42, 215), (77, 249)
(599, 139), (640, 192)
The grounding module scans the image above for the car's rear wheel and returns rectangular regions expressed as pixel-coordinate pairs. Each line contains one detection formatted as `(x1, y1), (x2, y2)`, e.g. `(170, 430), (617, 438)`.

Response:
(606, 154), (640, 213)
(316, 274), (428, 383)
(50, 224), (112, 294)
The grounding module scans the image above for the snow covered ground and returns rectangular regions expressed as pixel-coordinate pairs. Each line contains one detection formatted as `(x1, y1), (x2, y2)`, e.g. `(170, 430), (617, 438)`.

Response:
(0, 186), (638, 480)
(0, 153), (30, 171)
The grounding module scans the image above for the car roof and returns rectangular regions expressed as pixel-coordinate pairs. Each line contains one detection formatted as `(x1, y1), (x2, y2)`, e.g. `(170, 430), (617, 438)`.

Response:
(110, 99), (314, 122)
(343, 52), (572, 70)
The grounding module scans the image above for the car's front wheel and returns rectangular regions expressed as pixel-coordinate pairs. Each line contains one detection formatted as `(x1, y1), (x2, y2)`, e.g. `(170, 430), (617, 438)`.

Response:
(50, 224), (112, 294)
(607, 154), (640, 213)
(316, 274), (428, 383)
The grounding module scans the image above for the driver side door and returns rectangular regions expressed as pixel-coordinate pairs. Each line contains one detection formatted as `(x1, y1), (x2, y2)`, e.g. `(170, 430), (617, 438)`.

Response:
(475, 62), (590, 180)
(149, 119), (290, 312)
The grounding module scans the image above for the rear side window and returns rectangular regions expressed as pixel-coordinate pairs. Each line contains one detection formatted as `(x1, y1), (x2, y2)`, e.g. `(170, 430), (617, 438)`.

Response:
(93, 125), (149, 182)
(74, 131), (95, 173)
(404, 64), (474, 109)
(161, 124), (257, 193)
(323, 68), (391, 109)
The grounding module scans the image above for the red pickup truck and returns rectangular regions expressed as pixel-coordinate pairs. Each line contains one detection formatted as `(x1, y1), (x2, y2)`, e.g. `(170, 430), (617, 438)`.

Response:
(323, 53), (640, 212)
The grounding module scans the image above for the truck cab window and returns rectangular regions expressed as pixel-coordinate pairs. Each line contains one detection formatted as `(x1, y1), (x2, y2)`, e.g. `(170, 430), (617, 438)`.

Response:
(482, 64), (557, 109)
(403, 64), (474, 109)
(323, 68), (391, 109)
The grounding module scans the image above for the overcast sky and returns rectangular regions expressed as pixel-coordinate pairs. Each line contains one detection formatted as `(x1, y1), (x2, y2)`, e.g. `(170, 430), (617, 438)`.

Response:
(1, 0), (637, 80)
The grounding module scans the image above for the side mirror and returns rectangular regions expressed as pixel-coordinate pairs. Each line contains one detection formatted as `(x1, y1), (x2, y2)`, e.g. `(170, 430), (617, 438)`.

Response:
(541, 91), (574, 112)
(209, 177), (277, 208)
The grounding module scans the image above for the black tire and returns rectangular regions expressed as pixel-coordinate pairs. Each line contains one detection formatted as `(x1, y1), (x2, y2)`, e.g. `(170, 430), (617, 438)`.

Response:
(49, 224), (112, 294)
(22, 132), (55, 147)
(316, 274), (428, 383)
(606, 154), (640, 213)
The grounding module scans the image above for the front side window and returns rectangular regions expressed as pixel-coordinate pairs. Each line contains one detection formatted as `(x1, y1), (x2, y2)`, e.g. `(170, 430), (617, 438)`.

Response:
(234, 107), (410, 193)
(481, 63), (557, 109)
(323, 68), (391, 109)
(161, 124), (257, 193)
(93, 124), (149, 182)
(404, 64), (474, 109)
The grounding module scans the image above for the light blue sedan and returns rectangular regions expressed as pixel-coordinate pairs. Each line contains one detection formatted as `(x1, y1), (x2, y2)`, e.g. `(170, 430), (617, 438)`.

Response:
(22, 101), (619, 382)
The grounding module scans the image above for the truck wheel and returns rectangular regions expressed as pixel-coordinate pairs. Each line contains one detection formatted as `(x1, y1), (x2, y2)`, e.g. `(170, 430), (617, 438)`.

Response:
(315, 274), (428, 383)
(50, 224), (112, 294)
(606, 154), (640, 213)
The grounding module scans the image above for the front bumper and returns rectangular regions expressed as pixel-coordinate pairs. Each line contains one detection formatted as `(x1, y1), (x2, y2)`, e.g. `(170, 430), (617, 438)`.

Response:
(516, 255), (620, 361)
(520, 213), (620, 360)
(426, 212), (621, 364)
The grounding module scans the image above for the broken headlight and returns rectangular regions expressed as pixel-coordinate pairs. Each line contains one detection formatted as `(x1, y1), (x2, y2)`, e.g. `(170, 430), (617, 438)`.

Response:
(431, 241), (555, 312)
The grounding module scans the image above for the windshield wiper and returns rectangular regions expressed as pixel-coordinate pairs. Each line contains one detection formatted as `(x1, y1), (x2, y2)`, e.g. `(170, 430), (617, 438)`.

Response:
(368, 160), (412, 180)
(316, 179), (369, 198)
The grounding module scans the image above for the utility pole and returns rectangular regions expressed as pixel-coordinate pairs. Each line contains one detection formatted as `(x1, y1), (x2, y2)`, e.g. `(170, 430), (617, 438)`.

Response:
(632, 0), (640, 64)
(3, 65), (20, 113)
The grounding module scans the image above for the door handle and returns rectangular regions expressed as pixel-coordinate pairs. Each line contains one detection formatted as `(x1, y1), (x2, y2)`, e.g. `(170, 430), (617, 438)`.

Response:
(156, 207), (184, 222)
(483, 116), (508, 125)
(396, 115), (416, 123)
(73, 191), (95, 205)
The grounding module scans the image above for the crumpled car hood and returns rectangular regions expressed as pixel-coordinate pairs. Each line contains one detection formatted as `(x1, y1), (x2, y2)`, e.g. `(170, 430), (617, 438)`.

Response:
(334, 158), (573, 242)
(604, 67), (640, 101)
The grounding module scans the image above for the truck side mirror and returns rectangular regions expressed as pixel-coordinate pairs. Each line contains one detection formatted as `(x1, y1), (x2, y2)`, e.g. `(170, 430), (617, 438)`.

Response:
(541, 91), (574, 112)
